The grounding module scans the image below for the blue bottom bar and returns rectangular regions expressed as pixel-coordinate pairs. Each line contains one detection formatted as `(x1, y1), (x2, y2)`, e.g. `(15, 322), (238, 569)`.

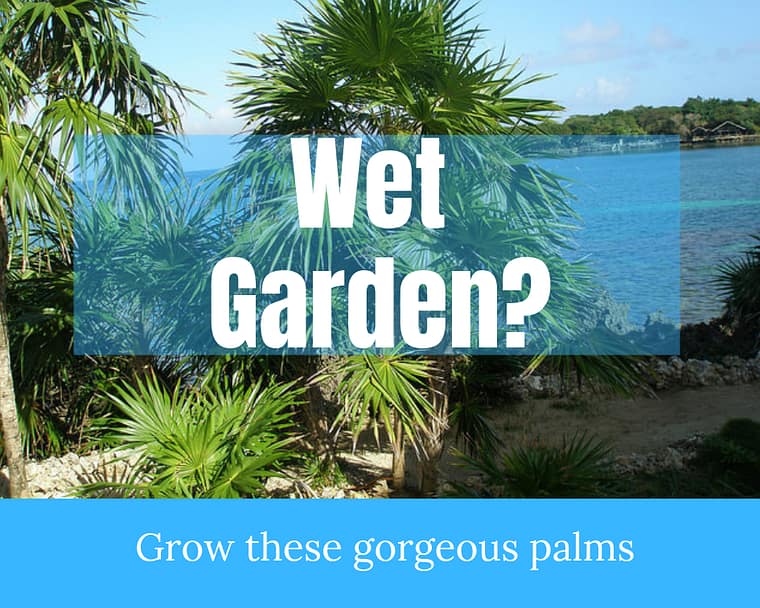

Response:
(1, 499), (754, 606)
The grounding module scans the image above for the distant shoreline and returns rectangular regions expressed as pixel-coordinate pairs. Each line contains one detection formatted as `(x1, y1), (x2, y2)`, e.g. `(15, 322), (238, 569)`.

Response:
(681, 134), (760, 148)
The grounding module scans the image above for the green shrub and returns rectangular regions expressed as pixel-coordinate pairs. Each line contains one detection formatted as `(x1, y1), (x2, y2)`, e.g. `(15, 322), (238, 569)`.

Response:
(612, 418), (760, 498)
(450, 398), (502, 458)
(454, 433), (611, 497)
(79, 371), (300, 498)
(301, 455), (348, 490)
(698, 418), (760, 484)
(720, 418), (760, 451)
(715, 235), (760, 328)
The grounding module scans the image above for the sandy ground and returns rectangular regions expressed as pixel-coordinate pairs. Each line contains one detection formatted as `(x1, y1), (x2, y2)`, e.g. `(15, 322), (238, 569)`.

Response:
(490, 383), (760, 455)
(337, 382), (760, 488)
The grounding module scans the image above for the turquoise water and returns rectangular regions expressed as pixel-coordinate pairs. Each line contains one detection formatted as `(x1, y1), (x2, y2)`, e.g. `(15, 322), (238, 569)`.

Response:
(188, 141), (759, 328)
(551, 149), (681, 327)
(543, 143), (759, 327)
(681, 145), (760, 324)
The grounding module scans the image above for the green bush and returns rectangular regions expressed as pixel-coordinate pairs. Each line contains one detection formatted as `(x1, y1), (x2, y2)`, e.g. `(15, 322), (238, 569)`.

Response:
(450, 399), (502, 458)
(455, 433), (612, 497)
(80, 371), (301, 498)
(5, 258), (138, 460)
(300, 455), (348, 491)
(698, 418), (760, 485)
(715, 235), (760, 328)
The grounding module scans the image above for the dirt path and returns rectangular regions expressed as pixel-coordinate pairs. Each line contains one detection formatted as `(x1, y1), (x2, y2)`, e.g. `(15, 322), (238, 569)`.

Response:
(338, 383), (760, 492)
(489, 383), (760, 454)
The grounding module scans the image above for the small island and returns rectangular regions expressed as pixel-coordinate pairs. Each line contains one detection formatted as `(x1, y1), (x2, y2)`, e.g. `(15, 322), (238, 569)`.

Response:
(544, 97), (760, 147)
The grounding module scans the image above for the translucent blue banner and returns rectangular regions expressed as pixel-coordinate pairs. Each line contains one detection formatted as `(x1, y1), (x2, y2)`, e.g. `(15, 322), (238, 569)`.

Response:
(0, 499), (755, 606)
(74, 135), (680, 355)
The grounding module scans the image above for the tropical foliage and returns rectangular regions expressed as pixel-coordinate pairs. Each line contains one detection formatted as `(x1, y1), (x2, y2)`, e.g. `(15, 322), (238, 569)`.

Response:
(0, 0), (191, 496)
(230, 0), (560, 136)
(221, 0), (601, 492)
(544, 97), (760, 137)
(454, 433), (612, 498)
(326, 353), (435, 487)
(3, 0), (753, 502)
(82, 371), (300, 498)
(715, 235), (760, 330)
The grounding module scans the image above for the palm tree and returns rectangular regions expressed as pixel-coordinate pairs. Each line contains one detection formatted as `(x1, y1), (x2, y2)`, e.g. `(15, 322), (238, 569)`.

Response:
(231, 0), (558, 135)
(0, 0), (189, 497)
(226, 0), (571, 492)
(323, 353), (435, 489)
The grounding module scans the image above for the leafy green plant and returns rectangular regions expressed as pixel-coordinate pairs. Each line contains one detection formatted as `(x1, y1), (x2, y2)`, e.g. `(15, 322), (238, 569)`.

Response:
(455, 433), (612, 497)
(325, 353), (435, 489)
(5, 256), (135, 459)
(222, 0), (588, 495)
(7, 263), (72, 457)
(449, 399), (502, 458)
(79, 371), (300, 498)
(607, 468), (750, 498)
(719, 418), (760, 451)
(1, 0), (191, 496)
(698, 418), (760, 483)
(300, 454), (348, 490)
(715, 235), (760, 329)
(449, 362), (502, 458)
(526, 353), (649, 398)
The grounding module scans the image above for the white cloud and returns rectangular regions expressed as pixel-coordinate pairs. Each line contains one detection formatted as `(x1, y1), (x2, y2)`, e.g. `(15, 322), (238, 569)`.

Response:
(648, 26), (687, 51)
(536, 20), (629, 67)
(558, 46), (628, 66)
(576, 77), (632, 104)
(596, 77), (631, 100)
(564, 20), (622, 45)
(182, 104), (243, 135)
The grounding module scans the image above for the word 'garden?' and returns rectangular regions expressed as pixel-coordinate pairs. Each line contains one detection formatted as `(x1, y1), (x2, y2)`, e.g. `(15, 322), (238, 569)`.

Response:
(210, 138), (552, 351)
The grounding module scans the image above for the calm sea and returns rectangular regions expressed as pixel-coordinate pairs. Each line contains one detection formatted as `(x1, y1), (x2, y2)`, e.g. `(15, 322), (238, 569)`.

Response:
(188, 142), (759, 327)
(559, 144), (760, 327)
(681, 145), (760, 324)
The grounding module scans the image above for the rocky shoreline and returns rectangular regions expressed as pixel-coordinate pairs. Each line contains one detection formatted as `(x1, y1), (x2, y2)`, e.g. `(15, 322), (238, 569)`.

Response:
(508, 354), (760, 400)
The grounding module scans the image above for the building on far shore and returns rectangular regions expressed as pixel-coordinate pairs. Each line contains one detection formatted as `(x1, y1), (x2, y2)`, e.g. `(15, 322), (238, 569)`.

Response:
(689, 120), (747, 142)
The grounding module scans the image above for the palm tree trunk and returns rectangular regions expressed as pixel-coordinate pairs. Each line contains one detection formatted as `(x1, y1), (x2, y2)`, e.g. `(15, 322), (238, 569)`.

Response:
(303, 380), (337, 462)
(292, 356), (338, 462)
(0, 195), (29, 498)
(415, 357), (453, 495)
(390, 412), (405, 489)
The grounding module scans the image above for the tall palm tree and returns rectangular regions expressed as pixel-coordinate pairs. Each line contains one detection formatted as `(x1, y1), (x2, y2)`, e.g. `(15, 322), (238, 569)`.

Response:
(227, 0), (571, 492)
(0, 0), (189, 497)
(231, 0), (559, 135)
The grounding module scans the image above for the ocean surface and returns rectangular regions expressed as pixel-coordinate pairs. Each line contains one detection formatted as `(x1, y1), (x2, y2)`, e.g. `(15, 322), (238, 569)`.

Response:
(184, 141), (759, 328)
(554, 144), (760, 327)
(680, 145), (760, 324)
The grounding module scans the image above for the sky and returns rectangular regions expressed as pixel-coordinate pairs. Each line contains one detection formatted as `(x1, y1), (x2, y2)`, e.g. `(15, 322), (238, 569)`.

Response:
(132, 0), (760, 134)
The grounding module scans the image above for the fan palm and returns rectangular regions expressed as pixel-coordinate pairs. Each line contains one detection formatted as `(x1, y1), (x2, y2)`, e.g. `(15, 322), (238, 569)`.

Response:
(80, 370), (299, 498)
(231, 0), (560, 135)
(225, 0), (572, 492)
(0, 0), (190, 496)
(715, 235), (760, 329)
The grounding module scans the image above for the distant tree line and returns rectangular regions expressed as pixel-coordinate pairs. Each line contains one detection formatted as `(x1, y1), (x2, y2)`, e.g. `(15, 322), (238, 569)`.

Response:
(544, 97), (760, 138)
